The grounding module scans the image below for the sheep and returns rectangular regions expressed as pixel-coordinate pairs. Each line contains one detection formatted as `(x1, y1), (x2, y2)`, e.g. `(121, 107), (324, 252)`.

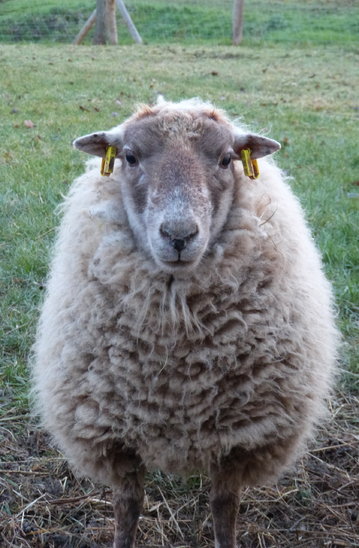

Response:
(32, 98), (338, 548)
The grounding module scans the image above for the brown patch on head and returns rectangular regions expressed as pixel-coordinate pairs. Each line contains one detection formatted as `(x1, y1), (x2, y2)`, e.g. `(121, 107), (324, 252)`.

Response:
(199, 106), (232, 128)
(132, 104), (157, 120)
(118, 103), (235, 166)
(122, 101), (235, 166)
(131, 101), (231, 131)
(207, 109), (223, 122)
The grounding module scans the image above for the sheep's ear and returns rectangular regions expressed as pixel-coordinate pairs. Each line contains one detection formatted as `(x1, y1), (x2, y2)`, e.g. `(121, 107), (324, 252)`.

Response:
(73, 130), (123, 157)
(233, 132), (281, 159)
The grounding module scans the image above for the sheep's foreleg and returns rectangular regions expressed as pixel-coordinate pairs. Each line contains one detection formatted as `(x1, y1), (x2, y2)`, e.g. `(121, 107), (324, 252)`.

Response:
(210, 457), (242, 548)
(112, 460), (145, 548)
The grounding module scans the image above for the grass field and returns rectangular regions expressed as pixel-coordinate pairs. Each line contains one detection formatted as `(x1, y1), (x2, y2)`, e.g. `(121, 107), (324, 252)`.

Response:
(0, 0), (358, 546)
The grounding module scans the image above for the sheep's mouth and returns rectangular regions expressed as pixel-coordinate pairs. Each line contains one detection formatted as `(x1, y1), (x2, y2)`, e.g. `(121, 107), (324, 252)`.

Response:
(158, 257), (199, 273)
(151, 240), (207, 274)
(163, 259), (194, 267)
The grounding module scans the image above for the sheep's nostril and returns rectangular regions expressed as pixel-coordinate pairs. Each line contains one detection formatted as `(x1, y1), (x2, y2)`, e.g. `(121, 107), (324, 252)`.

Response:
(172, 238), (186, 252)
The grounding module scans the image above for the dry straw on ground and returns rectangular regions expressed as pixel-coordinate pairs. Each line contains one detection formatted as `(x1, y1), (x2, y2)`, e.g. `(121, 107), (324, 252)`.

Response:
(1, 391), (358, 548)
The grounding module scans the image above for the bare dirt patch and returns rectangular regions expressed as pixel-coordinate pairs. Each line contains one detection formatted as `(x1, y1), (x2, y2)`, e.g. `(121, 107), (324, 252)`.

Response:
(1, 391), (358, 548)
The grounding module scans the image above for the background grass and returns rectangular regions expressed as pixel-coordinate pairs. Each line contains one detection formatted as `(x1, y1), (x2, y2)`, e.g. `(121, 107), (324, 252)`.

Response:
(1, 37), (358, 419)
(0, 0), (358, 45)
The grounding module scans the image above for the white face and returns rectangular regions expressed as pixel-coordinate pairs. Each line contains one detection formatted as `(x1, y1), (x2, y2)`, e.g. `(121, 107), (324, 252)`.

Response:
(118, 116), (237, 274)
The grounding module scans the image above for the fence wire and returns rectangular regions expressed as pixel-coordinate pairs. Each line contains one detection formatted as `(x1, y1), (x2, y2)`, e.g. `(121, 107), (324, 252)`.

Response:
(0, 0), (235, 44)
(0, 1), (355, 46)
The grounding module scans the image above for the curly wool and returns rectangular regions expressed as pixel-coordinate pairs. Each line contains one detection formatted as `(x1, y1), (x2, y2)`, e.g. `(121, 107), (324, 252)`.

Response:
(33, 108), (338, 489)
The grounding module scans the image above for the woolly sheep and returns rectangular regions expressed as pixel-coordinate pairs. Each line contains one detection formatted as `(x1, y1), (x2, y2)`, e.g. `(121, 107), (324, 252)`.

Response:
(33, 98), (338, 548)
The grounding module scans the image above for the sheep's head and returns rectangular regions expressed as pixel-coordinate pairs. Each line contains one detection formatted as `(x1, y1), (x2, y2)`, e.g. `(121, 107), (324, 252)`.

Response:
(73, 99), (280, 274)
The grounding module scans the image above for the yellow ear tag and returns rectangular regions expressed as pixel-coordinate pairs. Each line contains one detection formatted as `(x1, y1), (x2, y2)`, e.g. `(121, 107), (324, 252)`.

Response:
(240, 148), (259, 180)
(101, 145), (117, 176)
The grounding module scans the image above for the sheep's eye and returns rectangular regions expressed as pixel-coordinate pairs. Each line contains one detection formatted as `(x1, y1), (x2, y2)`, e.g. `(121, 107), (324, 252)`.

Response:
(125, 153), (138, 166)
(220, 154), (232, 169)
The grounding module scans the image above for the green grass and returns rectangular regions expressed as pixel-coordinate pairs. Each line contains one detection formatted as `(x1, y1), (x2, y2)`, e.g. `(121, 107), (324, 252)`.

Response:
(0, 3), (358, 417)
(0, 0), (358, 46)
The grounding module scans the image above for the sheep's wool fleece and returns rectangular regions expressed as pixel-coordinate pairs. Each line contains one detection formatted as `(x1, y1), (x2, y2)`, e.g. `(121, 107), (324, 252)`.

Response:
(33, 104), (338, 488)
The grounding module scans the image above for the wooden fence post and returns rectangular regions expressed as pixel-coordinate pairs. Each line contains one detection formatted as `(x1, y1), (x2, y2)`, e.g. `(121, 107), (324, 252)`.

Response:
(232, 0), (245, 45)
(93, 0), (107, 44)
(73, 9), (96, 45)
(106, 0), (118, 44)
(115, 0), (143, 44)
(75, 0), (142, 45)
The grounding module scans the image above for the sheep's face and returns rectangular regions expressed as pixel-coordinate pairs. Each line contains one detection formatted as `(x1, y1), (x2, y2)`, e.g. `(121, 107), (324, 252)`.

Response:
(118, 114), (239, 274)
(74, 101), (280, 274)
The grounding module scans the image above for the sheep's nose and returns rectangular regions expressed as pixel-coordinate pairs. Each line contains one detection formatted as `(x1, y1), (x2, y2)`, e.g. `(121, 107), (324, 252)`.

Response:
(172, 238), (186, 252)
(160, 222), (199, 251)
